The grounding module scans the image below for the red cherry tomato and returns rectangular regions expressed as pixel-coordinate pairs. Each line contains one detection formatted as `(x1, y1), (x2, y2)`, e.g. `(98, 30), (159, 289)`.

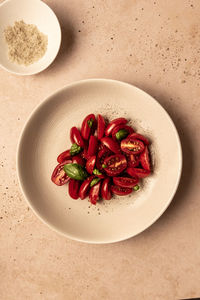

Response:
(105, 117), (127, 136)
(127, 153), (140, 167)
(87, 135), (98, 158)
(140, 146), (151, 171)
(101, 137), (121, 154)
(70, 127), (85, 148)
(128, 133), (149, 145)
(96, 147), (112, 172)
(126, 167), (150, 178)
(79, 175), (95, 200)
(113, 176), (139, 188)
(97, 114), (106, 140)
(72, 155), (85, 167)
(111, 185), (133, 196)
(81, 114), (96, 140)
(68, 179), (81, 199)
(51, 161), (71, 186)
(103, 154), (127, 176)
(112, 124), (134, 141)
(89, 181), (101, 205)
(101, 177), (112, 200)
(86, 155), (96, 174)
(121, 138), (145, 154)
(81, 142), (88, 160)
(98, 143), (105, 151)
(57, 149), (71, 163)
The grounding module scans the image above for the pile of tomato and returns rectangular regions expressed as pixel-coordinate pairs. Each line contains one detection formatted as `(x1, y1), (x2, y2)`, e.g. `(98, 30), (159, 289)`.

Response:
(51, 114), (152, 205)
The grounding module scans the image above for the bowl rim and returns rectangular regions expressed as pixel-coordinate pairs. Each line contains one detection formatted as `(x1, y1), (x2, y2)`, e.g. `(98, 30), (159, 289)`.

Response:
(0, 0), (61, 76)
(16, 78), (183, 244)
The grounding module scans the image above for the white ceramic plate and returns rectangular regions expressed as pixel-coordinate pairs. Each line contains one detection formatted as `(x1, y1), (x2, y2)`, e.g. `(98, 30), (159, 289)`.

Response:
(17, 79), (182, 243)
(0, 0), (61, 75)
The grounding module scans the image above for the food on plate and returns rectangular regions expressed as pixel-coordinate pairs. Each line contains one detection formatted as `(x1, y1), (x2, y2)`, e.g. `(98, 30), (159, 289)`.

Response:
(51, 114), (152, 205)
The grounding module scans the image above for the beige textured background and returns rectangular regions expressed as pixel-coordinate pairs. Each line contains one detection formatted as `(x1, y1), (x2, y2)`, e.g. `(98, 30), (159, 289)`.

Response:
(0, 0), (200, 299)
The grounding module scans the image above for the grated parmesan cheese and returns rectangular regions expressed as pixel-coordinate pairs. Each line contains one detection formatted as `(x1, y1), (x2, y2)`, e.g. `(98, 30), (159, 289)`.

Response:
(4, 20), (48, 66)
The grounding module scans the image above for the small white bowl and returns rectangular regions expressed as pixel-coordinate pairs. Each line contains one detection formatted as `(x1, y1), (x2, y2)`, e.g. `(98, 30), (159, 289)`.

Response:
(0, 0), (61, 75)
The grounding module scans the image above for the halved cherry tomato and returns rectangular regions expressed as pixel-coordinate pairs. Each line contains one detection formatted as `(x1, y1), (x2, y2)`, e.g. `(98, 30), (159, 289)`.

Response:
(121, 138), (144, 154)
(96, 147), (112, 172)
(111, 185), (132, 196)
(81, 114), (96, 140)
(86, 155), (96, 174)
(126, 167), (150, 178)
(112, 124), (134, 141)
(89, 181), (101, 205)
(105, 117), (127, 136)
(140, 146), (151, 171)
(128, 133), (149, 145)
(72, 155), (85, 167)
(68, 179), (81, 199)
(113, 176), (139, 188)
(70, 127), (85, 148)
(97, 114), (106, 140)
(98, 143), (105, 151)
(101, 137), (121, 154)
(57, 150), (71, 163)
(81, 142), (88, 160)
(87, 135), (98, 158)
(79, 175), (95, 200)
(101, 177), (112, 200)
(127, 154), (140, 167)
(103, 154), (127, 176)
(51, 161), (71, 186)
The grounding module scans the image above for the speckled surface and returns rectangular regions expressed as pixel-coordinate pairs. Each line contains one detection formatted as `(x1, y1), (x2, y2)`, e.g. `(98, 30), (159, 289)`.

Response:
(0, 0), (200, 299)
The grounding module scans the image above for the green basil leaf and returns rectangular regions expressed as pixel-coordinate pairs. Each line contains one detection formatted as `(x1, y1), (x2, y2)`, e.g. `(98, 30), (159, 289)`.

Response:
(93, 169), (102, 175)
(133, 185), (140, 191)
(64, 163), (88, 180)
(70, 143), (82, 156)
(87, 119), (93, 128)
(116, 129), (128, 141)
(90, 177), (101, 187)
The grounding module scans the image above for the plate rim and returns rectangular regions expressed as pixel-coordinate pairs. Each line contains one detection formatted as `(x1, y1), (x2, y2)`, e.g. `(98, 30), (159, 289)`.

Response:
(16, 78), (183, 244)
